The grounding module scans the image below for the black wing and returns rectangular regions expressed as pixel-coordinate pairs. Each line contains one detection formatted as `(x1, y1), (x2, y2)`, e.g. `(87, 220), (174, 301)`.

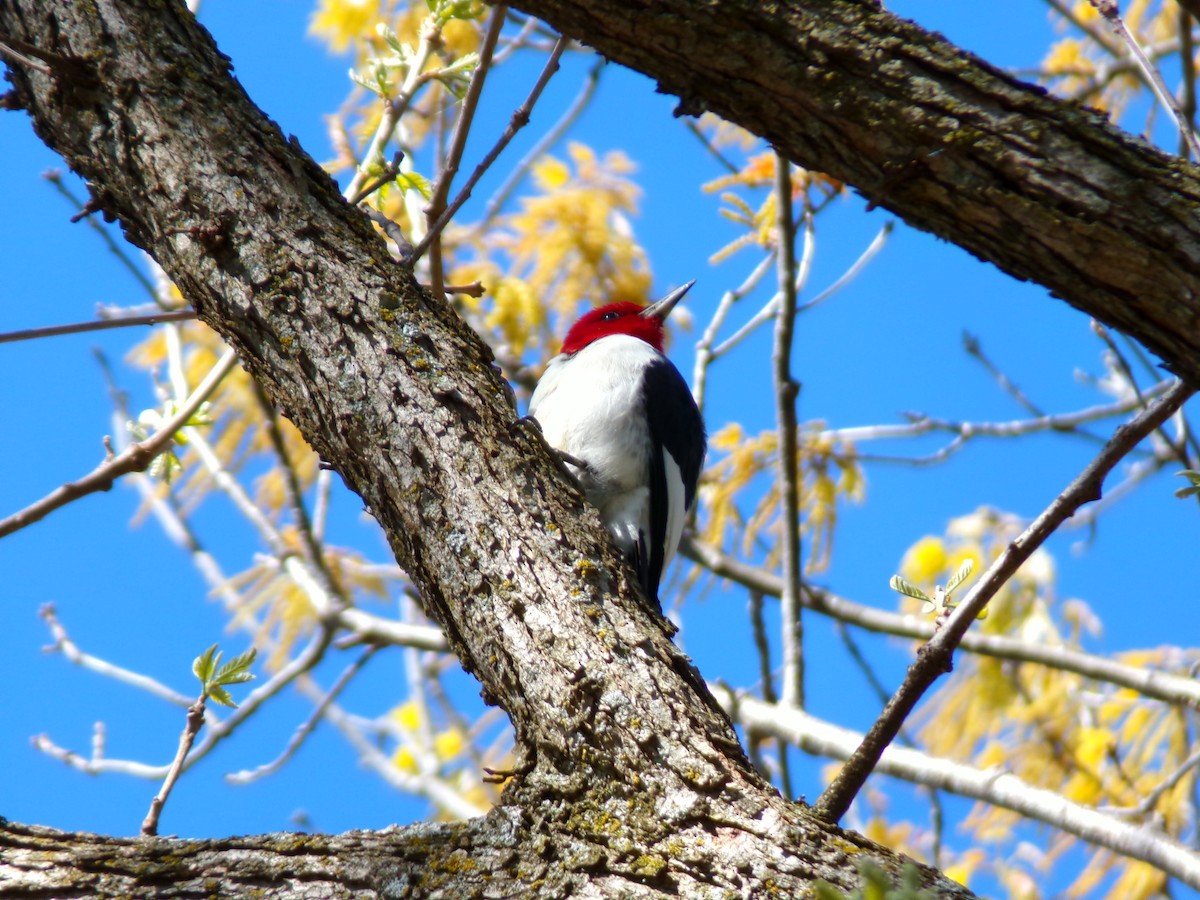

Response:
(639, 357), (706, 606)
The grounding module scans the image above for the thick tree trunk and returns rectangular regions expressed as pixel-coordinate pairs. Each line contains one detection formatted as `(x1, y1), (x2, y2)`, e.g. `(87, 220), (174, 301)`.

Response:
(508, 0), (1200, 387)
(0, 1), (970, 896)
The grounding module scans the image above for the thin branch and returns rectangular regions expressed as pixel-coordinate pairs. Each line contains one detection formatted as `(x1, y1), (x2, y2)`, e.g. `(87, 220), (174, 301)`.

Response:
(293, 677), (488, 820)
(40, 604), (196, 709)
(43, 170), (160, 299)
(225, 647), (380, 784)
(1181, 6), (1197, 160)
(141, 696), (206, 835)
(796, 219), (891, 314)
(709, 218), (883, 361)
(347, 151), (403, 207)
(712, 686), (1200, 891)
(415, 4), (508, 297)
(1092, 319), (1191, 469)
(0, 309), (194, 344)
(1044, 0), (1121, 54)
(834, 620), (948, 869)
(490, 13), (540, 65)
(1101, 743), (1200, 819)
(961, 331), (1045, 417)
(0, 349), (238, 539)
(1090, 0), (1200, 160)
(813, 379), (1196, 824)
(685, 534), (1200, 712)
(474, 56), (600, 233)
(342, 20), (439, 204)
(416, 30), (568, 268)
(249, 378), (345, 606)
(683, 118), (741, 174)
(773, 158), (805, 710)
(361, 204), (416, 259)
(0, 37), (51, 73)
(692, 251), (775, 411)
(825, 377), (1175, 461)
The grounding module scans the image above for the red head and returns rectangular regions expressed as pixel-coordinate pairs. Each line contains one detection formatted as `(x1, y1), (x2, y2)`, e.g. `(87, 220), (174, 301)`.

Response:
(559, 281), (694, 356)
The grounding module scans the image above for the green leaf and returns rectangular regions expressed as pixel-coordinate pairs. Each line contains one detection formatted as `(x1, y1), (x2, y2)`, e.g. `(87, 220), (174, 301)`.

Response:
(349, 67), (386, 98)
(943, 558), (974, 597)
(214, 646), (257, 687)
(193, 644), (219, 683)
(394, 170), (433, 200)
(1176, 470), (1200, 502)
(888, 574), (932, 605)
(207, 684), (237, 709)
(193, 644), (256, 706)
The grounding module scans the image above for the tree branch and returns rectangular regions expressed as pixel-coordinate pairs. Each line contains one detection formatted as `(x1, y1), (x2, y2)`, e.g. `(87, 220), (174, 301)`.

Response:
(502, 0), (1200, 387)
(714, 686), (1200, 891)
(814, 380), (1196, 823)
(0, 349), (237, 539)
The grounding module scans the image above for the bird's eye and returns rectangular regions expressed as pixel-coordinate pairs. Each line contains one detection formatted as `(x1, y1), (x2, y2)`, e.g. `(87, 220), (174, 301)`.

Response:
(601, 311), (621, 321)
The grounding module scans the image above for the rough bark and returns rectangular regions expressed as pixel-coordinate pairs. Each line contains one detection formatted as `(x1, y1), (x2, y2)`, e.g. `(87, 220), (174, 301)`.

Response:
(0, 1), (970, 897)
(506, 0), (1200, 387)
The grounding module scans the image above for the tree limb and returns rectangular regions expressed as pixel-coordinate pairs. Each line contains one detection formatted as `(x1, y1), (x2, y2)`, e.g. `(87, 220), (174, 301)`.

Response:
(0, 1), (969, 895)
(501, 0), (1200, 387)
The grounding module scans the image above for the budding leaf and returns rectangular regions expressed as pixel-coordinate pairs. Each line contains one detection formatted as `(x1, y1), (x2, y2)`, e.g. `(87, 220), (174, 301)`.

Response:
(889, 574), (932, 606)
(943, 558), (974, 597)
(192, 644), (256, 708)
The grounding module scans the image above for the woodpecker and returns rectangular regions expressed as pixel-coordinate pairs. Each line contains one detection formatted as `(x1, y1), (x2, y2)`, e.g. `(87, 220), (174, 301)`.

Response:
(529, 282), (706, 607)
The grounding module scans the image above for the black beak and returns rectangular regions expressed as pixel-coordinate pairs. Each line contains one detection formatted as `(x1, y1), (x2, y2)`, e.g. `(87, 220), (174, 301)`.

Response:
(640, 280), (695, 321)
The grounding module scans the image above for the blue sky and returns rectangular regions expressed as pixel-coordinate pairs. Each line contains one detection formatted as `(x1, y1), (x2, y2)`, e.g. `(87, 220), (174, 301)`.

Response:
(1, 2), (1196, 896)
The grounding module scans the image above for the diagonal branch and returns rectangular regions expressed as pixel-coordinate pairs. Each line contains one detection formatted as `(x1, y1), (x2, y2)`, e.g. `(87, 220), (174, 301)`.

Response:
(814, 380), (1196, 823)
(0, 349), (238, 539)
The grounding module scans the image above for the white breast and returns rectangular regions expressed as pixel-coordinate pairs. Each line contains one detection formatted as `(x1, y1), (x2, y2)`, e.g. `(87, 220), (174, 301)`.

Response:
(529, 335), (659, 552)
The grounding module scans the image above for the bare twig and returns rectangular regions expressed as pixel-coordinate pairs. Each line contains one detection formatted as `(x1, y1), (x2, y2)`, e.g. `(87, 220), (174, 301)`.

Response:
(1101, 743), (1200, 819)
(1091, 320), (1191, 469)
(710, 218), (884, 361)
(962, 331), (1045, 417)
(828, 378), (1175, 465)
(249, 379), (346, 606)
(415, 4), (508, 297)
(438, 281), (486, 298)
(361, 203), (416, 260)
(0, 310), (194, 344)
(0, 349), (238, 539)
(141, 697), (207, 835)
(773, 158), (805, 710)
(813, 379), (1196, 824)
(834, 620), (947, 868)
(226, 647), (380, 784)
(40, 605), (195, 708)
(796, 219), (891, 314)
(1181, 5), (1197, 160)
(293, 678), (487, 819)
(684, 118), (741, 174)
(416, 29), (568, 271)
(692, 252), (776, 411)
(0, 37), (51, 73)
(43, 170), (160, 298)
(474, 56), (600, 233)
(1089, 0), (1200, 160)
